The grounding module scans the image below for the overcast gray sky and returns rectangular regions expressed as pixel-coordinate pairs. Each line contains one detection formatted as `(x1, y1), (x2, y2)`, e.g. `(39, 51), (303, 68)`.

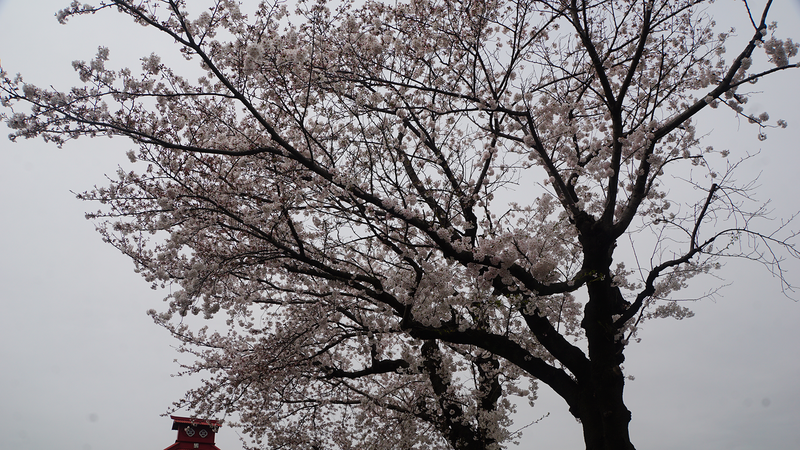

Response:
(1, 1), (799, 450)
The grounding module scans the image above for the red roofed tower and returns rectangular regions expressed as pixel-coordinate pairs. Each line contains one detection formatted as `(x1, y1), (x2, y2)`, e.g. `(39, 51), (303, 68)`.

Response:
(163, 416), (222, 450)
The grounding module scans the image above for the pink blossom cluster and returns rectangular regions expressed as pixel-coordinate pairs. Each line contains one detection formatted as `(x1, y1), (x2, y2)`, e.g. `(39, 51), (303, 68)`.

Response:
(3, 1), (798, 449)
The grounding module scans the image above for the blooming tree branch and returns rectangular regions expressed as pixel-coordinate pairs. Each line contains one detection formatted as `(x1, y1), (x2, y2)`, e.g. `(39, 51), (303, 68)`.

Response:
(2, 0), (798, 449)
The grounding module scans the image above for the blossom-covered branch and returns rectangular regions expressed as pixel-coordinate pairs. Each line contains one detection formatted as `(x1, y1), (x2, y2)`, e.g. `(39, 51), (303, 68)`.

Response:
(3, 1), (798, 449)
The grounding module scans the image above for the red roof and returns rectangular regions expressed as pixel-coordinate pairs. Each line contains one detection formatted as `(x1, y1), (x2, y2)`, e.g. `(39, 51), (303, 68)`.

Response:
(164, 442), (220, 450)
(163, 442), (222, 450)
(170, 415), (221, 427)
(164, 415), (223, 450)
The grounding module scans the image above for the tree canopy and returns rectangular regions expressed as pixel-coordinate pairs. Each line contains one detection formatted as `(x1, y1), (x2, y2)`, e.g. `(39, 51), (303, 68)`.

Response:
(2, 0), (799, 449)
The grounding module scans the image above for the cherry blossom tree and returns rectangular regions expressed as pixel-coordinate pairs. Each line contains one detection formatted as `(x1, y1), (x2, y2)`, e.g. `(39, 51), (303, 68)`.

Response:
(2, 0), (799, 449)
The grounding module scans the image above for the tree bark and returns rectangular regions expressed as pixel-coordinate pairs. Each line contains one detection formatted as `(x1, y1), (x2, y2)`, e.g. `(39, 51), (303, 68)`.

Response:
(573, 229), (636, 450)
(576, 364), (635, 450)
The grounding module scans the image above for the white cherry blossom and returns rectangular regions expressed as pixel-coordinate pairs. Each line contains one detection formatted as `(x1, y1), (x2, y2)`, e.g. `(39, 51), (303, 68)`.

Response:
(2, 1), (798, 450)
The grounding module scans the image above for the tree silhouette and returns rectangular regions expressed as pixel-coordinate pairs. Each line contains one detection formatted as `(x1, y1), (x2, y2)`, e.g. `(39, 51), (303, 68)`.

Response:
(2, 1), (798, 449)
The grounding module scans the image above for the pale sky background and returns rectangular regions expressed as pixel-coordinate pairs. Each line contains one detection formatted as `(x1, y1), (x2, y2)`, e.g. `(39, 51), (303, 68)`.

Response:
(1, 1), (799, 450)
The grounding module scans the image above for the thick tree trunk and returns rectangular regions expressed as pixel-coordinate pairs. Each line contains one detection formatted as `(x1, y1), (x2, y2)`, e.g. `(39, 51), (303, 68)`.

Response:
(576, 233), (636, 450)
(576, 368), (635, 450)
